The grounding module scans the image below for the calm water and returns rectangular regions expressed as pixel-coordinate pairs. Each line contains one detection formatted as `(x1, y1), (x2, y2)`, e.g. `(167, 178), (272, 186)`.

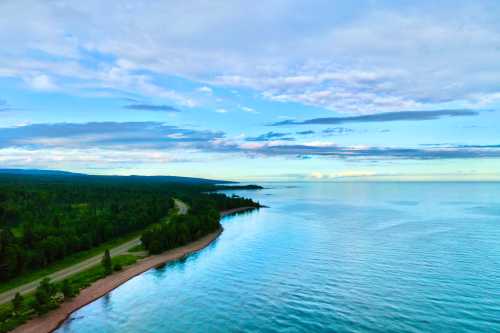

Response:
(57, 182), (500, 333)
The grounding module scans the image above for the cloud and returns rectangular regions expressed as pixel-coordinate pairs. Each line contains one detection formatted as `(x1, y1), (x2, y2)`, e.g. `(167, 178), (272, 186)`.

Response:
(25, 74), (58, 91)
(123, 103), (180, 112)
(246, 131), (295, 142)
(0, 147), (189, 170)
(323, 127), (354, 135)
(0, 99), (20, 112)
(0, 99), (11, 112)
(1, 122), (500, 166)
(197, 86), (213, 94)
(296, 130), (315, 135)
(215, 108), (228, 113)
(0, 122), (225, 150)
(240, 106), (258, 113)
(2, 2), (500, 112)
(310, 171), (376, 179)
(235, 143), (500, 160)
(272, 109), (479, 126)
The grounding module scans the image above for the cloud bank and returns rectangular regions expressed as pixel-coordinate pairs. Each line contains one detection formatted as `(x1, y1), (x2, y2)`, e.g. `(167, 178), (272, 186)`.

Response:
(123, 104), (180, 112)
(246, 132), (295, 142)
(271, 110), (479, 126)
(1, 1), (500, 112)
(0, 122), (224, 149)
(1, 122), (500, 163)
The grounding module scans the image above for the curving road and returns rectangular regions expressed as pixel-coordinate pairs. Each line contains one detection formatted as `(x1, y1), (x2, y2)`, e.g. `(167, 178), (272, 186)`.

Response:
(0, 198), (189, 305)
(173, 198), (189, 215)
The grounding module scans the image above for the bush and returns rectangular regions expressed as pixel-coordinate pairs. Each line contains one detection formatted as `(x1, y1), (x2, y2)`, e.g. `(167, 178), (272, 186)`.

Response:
(61, 279), (74, 299)
(33, 278), (58, 314)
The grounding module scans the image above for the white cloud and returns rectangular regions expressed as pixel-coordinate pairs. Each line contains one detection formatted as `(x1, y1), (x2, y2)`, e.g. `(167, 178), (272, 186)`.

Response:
(240, 106), (258, 113)
(1, 1), (500, 112)
(25, 74), (58, 91)
(215, 108), (228, 113)
(0, 147), (189, 170)
(197, 86), (213, 94)
(310, 170), (376, 179)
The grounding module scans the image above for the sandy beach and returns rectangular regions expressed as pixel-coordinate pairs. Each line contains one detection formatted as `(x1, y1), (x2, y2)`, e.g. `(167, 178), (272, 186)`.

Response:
(11, 207), (257, 333)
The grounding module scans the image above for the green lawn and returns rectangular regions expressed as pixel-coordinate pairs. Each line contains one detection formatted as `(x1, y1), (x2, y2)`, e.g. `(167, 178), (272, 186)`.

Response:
(66, 254), (137, 289)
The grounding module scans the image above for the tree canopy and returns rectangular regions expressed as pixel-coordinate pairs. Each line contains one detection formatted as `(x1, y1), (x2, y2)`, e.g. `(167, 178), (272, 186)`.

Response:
(0, 174), (260, 282)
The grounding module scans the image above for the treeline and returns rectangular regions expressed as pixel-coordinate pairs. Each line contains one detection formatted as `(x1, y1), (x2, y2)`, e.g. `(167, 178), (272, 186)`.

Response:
(179, 192), (260, 212)
(141, 193), (260, 254)
(215, 184), (264, 190)
(0, 180), (173, 281)
(141, 206), (220, 254)
(0, 174), (260, 282)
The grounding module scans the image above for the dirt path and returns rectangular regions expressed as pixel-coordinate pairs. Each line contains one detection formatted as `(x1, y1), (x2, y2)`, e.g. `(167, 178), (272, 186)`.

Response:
(0, 199), (188, 305)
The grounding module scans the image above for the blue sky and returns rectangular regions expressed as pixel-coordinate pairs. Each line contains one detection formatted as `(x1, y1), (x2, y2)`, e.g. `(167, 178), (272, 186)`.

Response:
(1, 0), (500, 181)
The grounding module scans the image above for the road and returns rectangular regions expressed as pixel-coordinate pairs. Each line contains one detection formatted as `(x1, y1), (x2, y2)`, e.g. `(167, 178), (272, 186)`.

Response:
(173, 198), (189, 215)
(0, 198), (188, 305)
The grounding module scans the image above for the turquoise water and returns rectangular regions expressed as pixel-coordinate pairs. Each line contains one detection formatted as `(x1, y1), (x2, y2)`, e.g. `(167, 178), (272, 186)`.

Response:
(57, 183), (500, 332)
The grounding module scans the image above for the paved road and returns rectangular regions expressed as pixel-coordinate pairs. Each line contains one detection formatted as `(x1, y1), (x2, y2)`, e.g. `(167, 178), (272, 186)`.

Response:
(173, 198), (189, 215)
(0, 199), (188, 305)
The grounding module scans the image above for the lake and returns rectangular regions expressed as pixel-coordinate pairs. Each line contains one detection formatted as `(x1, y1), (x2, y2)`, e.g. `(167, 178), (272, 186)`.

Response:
(56, 182), (500, 332)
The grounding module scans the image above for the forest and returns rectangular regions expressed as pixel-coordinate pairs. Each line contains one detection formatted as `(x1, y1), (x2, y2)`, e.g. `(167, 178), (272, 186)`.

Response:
(141, 192), (259, 254)
(0, 173), (260, 282)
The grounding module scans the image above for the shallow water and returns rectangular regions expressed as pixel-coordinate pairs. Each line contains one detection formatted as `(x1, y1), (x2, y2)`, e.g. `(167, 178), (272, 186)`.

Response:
(57, 182), (500, 333)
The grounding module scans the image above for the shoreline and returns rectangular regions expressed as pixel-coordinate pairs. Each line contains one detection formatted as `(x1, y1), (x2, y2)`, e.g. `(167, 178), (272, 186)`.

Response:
(12, 206), (258, 333)
(220, 206), (258, 217)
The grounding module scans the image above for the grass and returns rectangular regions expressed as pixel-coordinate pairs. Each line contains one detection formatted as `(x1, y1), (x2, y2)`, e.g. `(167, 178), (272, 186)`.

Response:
(128, 244), (145, 252)
(67, 254), (137, 289)
(0, 231), (142, 295)
(0, 254), (138, 333)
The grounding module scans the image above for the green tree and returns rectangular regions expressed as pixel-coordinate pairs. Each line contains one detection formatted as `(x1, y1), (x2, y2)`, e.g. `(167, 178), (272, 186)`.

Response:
(149, 240), (163, 254)
(11, 292), (24, 313)
(34, 278), (55, 314)
(102, 249), (112, 275)
(62, 279), (74, 299)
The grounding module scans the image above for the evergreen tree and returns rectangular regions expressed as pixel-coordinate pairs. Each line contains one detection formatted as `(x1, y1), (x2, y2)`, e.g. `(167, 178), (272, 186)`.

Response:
(149, 240), (163, 254)
(62, 279), (74, 299)
(102, 249), (112, 275)
(34, 278), (54, 314)
(12, 292), (24, 313)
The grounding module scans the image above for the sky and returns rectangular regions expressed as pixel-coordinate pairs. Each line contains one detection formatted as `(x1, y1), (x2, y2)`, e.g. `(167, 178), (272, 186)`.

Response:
(1, 0), (500, 181)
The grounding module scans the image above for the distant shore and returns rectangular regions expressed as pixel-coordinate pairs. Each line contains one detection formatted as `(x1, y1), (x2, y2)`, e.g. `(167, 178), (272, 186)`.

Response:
(220, 206), (259, 217)
(12, 206), (258, 333)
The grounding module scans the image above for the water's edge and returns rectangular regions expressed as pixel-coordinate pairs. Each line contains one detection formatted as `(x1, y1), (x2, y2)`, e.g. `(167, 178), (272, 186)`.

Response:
(14, 207), (258, 333)
(53, 183), (500, 333)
